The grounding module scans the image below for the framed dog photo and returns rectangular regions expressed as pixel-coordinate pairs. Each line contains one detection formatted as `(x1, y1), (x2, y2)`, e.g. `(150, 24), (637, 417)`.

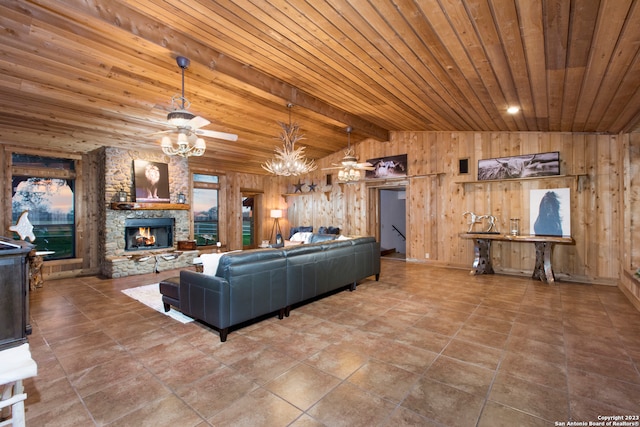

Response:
(134, 160), (170, 203)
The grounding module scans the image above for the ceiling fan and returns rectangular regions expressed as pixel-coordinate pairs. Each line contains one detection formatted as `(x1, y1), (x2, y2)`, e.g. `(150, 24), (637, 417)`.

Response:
(156, 56), (237, 157)
(322, 126), (374, 181)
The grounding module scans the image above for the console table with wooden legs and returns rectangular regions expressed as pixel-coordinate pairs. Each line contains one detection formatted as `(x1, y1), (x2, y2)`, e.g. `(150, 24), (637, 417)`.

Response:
(460, 233), (575, 284)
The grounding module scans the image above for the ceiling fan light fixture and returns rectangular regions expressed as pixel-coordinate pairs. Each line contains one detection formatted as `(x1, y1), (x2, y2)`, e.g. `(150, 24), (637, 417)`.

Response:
(336, 126), (364, 182)
(159, 55), (237, 158)
(167, 110), (195, 127)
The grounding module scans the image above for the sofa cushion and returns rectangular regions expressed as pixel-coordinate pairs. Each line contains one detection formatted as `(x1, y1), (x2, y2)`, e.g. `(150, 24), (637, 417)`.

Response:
(284, 243), (324, 257)
(310, 233), (337, 243)
(290, 231), (313, 243)
(199, 253), (225, 276)
(289, 226), (312, 239)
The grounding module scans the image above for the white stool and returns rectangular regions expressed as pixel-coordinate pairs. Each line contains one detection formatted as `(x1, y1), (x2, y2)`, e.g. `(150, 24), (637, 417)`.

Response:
(0, 344), (37, 427)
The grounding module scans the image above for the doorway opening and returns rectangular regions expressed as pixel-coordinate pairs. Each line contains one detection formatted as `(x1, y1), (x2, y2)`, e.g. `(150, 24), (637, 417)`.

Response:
(241, 193), (261, 250)
(379, 188), (407, 260)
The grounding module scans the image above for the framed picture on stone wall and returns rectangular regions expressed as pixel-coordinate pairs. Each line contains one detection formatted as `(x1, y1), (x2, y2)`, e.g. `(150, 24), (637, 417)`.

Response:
(134, 160), (170, 203)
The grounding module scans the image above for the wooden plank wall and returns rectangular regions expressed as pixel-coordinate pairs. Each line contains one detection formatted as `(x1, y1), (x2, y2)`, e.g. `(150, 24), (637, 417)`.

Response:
(620, 133), (640, 308)
(288, 131), (632, 286)
(221, 171), (286, 250)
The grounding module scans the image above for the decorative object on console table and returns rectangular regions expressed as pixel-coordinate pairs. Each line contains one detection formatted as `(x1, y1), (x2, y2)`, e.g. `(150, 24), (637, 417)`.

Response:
(529, 188), (571, 237)
(510, 218), (520, 236)
(463, 211), (499, 233)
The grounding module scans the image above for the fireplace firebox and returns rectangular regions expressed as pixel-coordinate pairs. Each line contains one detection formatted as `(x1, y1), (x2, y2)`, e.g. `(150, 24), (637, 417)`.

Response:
(124, 218), (174, 251)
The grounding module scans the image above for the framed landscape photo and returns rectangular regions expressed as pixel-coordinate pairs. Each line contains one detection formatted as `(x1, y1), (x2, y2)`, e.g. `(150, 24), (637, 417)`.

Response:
(134, 160), (170, 203)
(478, 151), (560, 181)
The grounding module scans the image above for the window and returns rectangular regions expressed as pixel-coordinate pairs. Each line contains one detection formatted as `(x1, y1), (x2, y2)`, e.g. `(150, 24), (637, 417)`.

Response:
(192, 174), (219, 246)
(11, 155), (76, 259)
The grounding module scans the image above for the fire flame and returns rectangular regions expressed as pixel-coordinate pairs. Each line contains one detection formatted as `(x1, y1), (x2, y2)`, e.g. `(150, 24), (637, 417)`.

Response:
(136, 227), (156, 246)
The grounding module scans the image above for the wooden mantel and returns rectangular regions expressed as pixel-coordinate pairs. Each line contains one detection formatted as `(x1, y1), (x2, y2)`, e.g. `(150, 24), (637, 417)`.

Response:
(110, 202), (190, 210)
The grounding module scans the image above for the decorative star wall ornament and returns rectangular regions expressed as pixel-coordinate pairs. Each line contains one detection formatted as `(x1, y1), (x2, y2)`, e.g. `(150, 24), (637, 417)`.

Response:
(293, 180), (305, 193)
(307, 182), (317, 192)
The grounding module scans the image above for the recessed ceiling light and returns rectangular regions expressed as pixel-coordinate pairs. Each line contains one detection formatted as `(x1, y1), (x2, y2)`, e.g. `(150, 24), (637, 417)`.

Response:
(507, 106), (520, 114)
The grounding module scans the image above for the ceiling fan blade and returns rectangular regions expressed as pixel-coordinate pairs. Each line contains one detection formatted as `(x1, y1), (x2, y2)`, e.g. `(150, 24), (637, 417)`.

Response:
(188, 115), (210, 130)
(195, 129), (239, 141)
(356, 163), (375, 170)
(147, 129), (175, 136)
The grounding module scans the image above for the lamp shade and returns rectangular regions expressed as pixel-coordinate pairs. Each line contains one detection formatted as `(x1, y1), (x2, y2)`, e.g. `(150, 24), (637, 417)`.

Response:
(270, 209), (283, 219)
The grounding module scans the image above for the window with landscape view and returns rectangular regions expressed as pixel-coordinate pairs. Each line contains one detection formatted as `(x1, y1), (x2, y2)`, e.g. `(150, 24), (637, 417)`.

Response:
(11, 154), (76, 259)
(192, 174), (219, 246)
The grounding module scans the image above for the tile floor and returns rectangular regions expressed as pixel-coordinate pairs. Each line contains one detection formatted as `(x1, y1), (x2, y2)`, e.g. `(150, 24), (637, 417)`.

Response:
(21, 260), (640, 426)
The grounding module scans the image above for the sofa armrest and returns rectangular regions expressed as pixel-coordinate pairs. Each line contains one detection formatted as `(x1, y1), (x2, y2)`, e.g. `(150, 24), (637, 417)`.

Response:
(179, 270), (231, 329)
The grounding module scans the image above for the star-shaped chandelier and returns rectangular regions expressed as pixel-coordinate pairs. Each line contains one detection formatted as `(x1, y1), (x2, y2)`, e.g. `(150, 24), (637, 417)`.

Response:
(262, 104), (317, 176)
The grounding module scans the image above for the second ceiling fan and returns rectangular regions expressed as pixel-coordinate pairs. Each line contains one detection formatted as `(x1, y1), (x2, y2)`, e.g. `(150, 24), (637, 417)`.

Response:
(322, 126), (374, 181)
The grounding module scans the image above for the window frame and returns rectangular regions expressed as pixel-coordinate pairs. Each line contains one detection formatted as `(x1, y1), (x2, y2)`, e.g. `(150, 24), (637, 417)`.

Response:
(190, 171), (226, 249)
(10, 151), (79, 260)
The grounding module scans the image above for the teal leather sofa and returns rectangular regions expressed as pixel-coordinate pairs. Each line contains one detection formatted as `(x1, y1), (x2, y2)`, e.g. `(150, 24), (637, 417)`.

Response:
(173, 237), (380, 341)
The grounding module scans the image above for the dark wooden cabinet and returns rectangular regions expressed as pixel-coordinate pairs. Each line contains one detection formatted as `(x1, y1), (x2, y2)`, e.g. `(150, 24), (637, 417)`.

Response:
(0, 237), (33, 351)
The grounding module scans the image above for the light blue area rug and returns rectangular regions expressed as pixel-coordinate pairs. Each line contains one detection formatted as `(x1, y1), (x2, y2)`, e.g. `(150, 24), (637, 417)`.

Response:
(122, 283), (193, 324)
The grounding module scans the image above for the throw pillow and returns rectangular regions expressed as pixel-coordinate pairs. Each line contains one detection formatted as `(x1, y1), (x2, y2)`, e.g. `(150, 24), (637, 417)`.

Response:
(289, 226), (313, 239)
(199, 253), (225, 276)
(290, 232), (314, 244)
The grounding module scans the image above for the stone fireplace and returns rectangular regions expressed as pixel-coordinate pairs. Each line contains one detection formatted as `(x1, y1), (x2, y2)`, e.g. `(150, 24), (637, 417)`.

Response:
(99, 147), (197, 278)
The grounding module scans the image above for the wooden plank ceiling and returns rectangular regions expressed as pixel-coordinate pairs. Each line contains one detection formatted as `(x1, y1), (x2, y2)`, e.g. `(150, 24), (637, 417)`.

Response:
(0, 0), (639, 175)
